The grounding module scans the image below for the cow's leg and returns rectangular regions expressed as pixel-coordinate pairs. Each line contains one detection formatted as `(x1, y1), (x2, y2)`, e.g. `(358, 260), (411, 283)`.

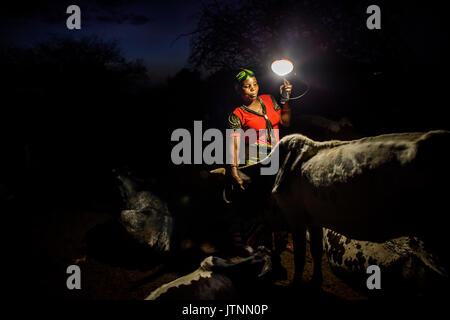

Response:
(271, 231), (288, 280)
(292, 226), (307, 285)
(309, 226), (323, 287)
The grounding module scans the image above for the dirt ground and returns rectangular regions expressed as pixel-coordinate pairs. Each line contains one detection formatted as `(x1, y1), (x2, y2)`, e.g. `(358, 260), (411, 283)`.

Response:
(30, 208), (367, 301)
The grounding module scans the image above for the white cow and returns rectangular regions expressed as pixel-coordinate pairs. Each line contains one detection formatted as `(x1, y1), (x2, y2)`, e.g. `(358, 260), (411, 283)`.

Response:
(145, 246), (272, 300)
(321, 228), (448, 295)
(232, 130), (450, 288)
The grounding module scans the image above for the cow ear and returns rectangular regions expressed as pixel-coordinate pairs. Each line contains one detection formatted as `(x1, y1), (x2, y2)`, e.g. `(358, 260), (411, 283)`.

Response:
(272, 143), (312, 194)
(272, 150), (292, 194)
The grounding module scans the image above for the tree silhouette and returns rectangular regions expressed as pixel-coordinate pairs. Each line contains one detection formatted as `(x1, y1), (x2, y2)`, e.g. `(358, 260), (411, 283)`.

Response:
(185, 0), (449, 135)
(1, 35), (150, 99)
(1, 35), (174, 208)
(187, 0), (428, 72)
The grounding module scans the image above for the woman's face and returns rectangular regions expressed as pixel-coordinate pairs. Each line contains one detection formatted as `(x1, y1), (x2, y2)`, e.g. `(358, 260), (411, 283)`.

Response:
(239, 76), (259, 104)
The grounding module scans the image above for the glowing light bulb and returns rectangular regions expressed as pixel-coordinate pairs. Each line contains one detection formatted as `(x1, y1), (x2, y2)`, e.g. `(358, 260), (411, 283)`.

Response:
(271, 59), (294, 76)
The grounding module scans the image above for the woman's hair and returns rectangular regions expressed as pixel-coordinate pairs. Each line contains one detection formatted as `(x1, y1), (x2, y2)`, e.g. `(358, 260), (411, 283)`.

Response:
(235, 68), (255, 85)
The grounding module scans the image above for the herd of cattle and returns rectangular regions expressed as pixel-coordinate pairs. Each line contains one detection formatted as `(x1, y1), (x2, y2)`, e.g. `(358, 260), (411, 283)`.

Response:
(116, 130), (449, 299)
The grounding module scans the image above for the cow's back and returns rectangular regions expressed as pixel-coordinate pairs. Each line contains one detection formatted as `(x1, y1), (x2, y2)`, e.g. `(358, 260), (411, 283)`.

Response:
(291, 130), (450, 242)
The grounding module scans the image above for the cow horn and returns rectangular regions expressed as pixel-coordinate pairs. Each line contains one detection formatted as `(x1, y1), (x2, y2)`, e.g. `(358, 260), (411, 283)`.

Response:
(210, 167), (226, 175)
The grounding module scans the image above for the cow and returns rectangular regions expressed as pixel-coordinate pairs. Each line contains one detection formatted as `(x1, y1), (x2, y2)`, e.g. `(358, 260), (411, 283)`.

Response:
(321, 228), (448, 296)
(114, 168), (173, 253)
(145, 246), (272, 300)
(218, 130), (450, 289)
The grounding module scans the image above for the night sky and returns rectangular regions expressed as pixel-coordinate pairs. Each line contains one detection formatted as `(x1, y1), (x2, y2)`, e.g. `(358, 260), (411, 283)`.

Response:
(1, 0), (202, 84)
(2, 1), (448, 85)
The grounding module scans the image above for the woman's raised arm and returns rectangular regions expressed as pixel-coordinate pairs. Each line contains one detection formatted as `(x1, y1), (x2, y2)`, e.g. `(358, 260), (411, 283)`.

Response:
(280, 79), (292, 127)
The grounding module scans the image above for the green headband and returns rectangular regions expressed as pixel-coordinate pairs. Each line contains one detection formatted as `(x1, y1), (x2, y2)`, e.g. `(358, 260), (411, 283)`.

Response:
(235, 68), (255, 84)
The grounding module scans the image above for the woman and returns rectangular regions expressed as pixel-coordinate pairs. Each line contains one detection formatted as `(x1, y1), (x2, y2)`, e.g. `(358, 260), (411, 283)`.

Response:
(228, 68), (292, 189)
(225, 68), (292, 261)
